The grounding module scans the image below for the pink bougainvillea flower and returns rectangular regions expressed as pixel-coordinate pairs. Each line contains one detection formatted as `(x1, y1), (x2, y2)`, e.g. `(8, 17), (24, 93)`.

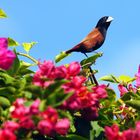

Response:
(54, 65), (67, 79)
(11, 105), (29, 119)
(62, 86), (89, 110)
(67, 62), (81, 77)
(32, 61), (59, 88)
(12, 98), (25, 106)
(38, 106), (70, 137)
(71, 76), (86, 88)
(122, 129), (134, 140)
(0, 48), (16, 70)
(118, 84), (136, 97)
(29, 99), (40, 115)
(55, 118), (70, 135)
(38, 60), (56, 79)
(40, 107), (58, 125)
(32, 70), (54, 88)
(10, 98), (29, 119)
(133, 121), (140, 138)
(0, 129), (17, 140)
(105, 124), (123, 140)
(32, 70), (44, 87)
(19, 116), (35, 130)
(118, 84), (128, 96)
(0, 38), (16, 70)
(92, 84), (108, 99)
(37, 120), (54, 136)
(128, 84), (137, 93)
(105, 121), (140, 140)
(0, 38), (8, 49)
(136, 121), (140, 130)
(3, 121), (19, 132)
(135, 65), (140, 87)
(122, 122), (140, 140)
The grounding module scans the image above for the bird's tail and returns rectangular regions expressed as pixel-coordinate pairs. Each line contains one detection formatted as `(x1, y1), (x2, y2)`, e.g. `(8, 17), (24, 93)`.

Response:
(65, 49), (74, 54)
(65, 44), (81, 54)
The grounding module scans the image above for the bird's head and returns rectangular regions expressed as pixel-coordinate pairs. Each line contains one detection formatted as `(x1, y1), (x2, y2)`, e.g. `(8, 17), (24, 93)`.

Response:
(96, 16), (114, 30)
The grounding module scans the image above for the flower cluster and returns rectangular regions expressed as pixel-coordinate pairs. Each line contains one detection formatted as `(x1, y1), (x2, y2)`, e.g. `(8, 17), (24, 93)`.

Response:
(33, 61), (80, 87)
(118, 66), (140, 97)
(0, 38), (16, 70)
(0, 98), (70, 139)
(105, 121), (140, 140)
(118, 84), (136, 96)
(33, 61), (108, 120)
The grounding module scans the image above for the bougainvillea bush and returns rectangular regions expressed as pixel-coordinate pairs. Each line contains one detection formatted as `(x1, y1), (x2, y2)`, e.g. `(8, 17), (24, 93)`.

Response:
(1, 9), (140, 140)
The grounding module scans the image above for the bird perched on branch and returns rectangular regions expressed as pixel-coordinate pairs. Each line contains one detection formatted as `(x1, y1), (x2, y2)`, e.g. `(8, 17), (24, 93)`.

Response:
(65, 16), (113, 57)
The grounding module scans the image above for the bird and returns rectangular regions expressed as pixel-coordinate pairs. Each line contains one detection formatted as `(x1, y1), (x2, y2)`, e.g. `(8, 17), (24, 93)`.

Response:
(65, 16), (113, 57)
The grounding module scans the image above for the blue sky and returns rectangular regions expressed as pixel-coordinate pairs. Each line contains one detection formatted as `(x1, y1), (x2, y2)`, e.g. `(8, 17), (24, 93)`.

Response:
(0, 1), (140, 83)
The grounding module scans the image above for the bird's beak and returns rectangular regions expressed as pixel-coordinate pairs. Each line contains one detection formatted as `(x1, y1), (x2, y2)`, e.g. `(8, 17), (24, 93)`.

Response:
(106, 16), (114, 22)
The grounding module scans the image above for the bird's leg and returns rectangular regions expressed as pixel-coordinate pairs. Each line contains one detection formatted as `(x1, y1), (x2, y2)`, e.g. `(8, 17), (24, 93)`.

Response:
(84, 53), (88, 58)
(83, 53), (98, 85)
(83, 53), (94, 84)
(88, 66), (98, 86)
(89, 69), (94, 85)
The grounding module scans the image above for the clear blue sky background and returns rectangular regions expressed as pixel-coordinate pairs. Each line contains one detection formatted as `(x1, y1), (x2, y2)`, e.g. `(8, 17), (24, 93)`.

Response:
(0, 1), (140, 83)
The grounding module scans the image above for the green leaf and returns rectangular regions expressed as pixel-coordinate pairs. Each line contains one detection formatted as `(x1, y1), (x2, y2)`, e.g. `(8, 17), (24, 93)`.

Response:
(24, 91), (32, 99)
(8, 37), (19, 46)
(24, 100), (33, 107)
(18, 77), (26, 90)
(18, 68), (34, 76)
(43, 80), (73, 107)
(0, 9), (7, 18)
(0, 96), (11, 108)
(20, 61), (32, 69)
(91, 121), (104, 138)
(55, 51), (70, 63)
(0, 71), (15, 85)
(120, 92), (140, 101)
(44, 79), (68, 96)
(125, 100), (140, 111)
(0, 87), (16, 96)
(18, 61), (34, 75)
(39, 100), (47, 111)
(57, 134), (88, 140)
(118, 75), (135, 84)
(100, 75), (119, 83)
(25, 85), (42, 98)
(7, 50), (20, 75)
(22, 42), (37, 53)
(106, 88), (116, 102)
(80, 52), (103, 69)
(47, 89), (73, 107)
(98, 108), (114, 127)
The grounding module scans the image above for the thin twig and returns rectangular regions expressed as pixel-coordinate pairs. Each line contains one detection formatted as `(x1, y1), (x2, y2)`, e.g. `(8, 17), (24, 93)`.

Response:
(17, 52), (38, 64)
